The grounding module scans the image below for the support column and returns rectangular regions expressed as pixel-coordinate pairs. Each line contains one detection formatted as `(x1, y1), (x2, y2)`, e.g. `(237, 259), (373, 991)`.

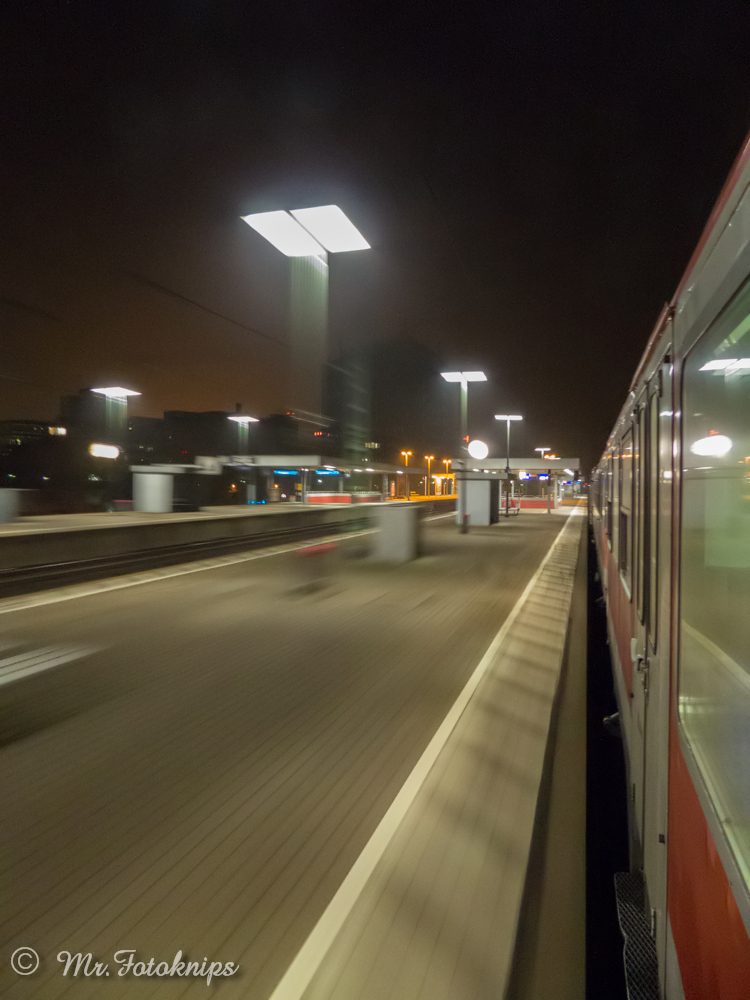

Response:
(133, 472), (173, 513)
(0, 489), (20, 523)
(289, 254), (328, 418)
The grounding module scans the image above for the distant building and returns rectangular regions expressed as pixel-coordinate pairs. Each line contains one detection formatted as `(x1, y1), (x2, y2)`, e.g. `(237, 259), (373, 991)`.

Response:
(0, 419), (64, 449)
(58, 389), (108, 439)
(162, 411), (242, 462)
(325, 336), (453, 466)
(127, 416), (165, 463)
(323, 358), (370, 463)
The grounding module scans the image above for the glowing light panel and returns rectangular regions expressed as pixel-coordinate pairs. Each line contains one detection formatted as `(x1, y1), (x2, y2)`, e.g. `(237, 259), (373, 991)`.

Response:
(91, 387), (141, 399)
(441, 371), (487, 383)
(290, 206), (370, 252)
(240, 211), (325, 257)
(690, 435), (732, 457)
(89, 443), (120, 459)
(228, 415), (260, 423)
(699, 359), (737, 371)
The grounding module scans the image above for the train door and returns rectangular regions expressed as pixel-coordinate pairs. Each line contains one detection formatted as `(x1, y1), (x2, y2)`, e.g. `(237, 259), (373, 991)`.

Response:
(638, 351), (673, 988)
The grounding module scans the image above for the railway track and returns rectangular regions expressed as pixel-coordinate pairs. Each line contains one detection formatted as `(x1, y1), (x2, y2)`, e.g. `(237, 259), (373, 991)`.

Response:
(0, 499), (456, 598)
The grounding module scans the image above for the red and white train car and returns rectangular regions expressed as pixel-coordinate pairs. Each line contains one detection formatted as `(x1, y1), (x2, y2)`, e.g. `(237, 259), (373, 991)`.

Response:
(591, 131), (750, 999)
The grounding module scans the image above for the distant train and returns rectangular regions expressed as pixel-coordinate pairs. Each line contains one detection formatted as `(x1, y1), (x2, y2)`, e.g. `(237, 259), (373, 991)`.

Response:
(591, 131), (750, 999)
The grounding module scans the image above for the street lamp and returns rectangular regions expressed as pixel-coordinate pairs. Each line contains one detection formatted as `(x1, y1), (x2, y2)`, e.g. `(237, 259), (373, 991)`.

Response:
(91, 387), (141, 400)
(442, 458), (452, 496)
(424, 455), (434, 495)
(495, 415), (523, 472)
(228, 414), (260, 455)
(495, 414), (523, 517)
(240, 205), (370, 443)
(534, 447), (553, 513)
(91, 387), (141, 449)
(441, 371), (487, 532)
(240, 205), (370, 256)
(400, 451), (412, 500)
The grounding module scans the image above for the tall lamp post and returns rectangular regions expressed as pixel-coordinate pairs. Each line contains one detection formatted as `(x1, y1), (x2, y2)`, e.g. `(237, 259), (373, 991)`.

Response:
(440, 371), (487, 532)
(495, 414), (523, 517)
(424, 455), (434, 496)
(442, 458), (452, 496)
(535, 447), (553, 512)
(240, 205), (369, 432)
(228, 413), (260, 454)
(401, 450), (412, 500)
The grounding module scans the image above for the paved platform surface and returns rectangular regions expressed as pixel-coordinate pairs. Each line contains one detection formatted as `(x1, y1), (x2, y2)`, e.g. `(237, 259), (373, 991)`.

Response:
(0, 511), (583, 999)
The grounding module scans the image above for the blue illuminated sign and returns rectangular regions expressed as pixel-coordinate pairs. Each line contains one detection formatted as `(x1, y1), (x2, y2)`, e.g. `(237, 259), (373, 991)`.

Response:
(273, 470), (298, 475)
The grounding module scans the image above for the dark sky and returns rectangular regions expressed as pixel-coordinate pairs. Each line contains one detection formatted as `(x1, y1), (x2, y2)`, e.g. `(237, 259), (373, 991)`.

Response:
(3, 1), (749, 470)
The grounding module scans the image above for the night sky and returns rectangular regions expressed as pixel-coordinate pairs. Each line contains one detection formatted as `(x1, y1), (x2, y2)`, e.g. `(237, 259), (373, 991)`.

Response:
(3, 1), (749, 471)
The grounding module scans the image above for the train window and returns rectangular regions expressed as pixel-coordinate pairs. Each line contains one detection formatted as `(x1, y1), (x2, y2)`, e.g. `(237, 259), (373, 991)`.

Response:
(679, 281), (750, 887)
(619, 429), (633, 593)
(648, 391), (659, 648)
(613, 451), (620, 556)
(636, 406), (646, 622)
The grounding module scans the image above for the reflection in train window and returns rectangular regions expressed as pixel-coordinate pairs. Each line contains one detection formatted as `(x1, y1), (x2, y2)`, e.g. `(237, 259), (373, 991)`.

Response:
(648, 391), (659, 648)
(619, 429), (633, 592)
(636, 405), (646, 623)
(680, 280), (750, 889)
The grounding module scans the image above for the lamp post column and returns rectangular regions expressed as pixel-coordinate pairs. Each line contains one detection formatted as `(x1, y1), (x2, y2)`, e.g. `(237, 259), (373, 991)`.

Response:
(505, 418), (511, 517)
(547, 467), (551, 513)
(459, 379), (468, 532)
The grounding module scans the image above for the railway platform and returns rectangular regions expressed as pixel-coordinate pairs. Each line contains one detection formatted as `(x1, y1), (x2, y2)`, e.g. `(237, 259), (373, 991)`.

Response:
(0, 508), (586, 1000)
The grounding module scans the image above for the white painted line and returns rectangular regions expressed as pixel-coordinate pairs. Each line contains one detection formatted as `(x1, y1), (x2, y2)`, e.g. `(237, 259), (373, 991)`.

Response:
(0, 512), (456, 617)
(267, 512), (579, 1000)
(0, 645), (99, 685)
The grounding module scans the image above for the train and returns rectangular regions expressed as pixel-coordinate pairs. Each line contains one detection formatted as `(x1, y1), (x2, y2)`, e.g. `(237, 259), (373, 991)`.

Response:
(591, 130), (750, 999)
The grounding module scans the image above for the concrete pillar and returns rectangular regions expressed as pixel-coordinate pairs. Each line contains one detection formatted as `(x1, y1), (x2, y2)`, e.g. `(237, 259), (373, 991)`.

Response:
(0, 489), (20, 523)
(370, 503), (419, 562)
(133, 472), (173, 513)
(456, 479), (492, 527)
(382, 473), (388, 500)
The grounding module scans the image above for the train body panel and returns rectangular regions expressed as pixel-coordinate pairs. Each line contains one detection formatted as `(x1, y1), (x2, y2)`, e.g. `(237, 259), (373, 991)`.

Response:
(593, 131), (750, 998)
